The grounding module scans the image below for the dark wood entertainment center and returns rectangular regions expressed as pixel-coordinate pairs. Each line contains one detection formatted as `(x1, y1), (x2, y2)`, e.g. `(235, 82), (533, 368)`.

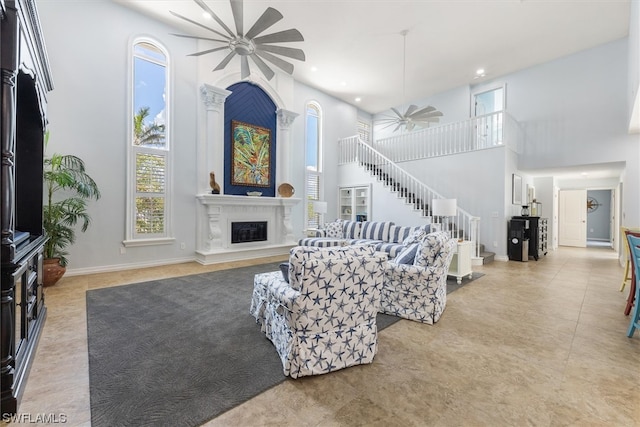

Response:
(1, 0), (53, 415)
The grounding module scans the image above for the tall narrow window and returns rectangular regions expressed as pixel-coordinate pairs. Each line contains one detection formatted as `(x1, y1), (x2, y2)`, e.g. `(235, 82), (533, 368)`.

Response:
(125, 39), (172, 245)
(305, 102), (322, 230)
(358, 118), (371, 144)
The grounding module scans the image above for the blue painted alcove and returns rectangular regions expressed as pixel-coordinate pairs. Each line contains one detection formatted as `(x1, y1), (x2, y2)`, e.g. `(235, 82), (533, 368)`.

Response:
(224, 81), (277, 197)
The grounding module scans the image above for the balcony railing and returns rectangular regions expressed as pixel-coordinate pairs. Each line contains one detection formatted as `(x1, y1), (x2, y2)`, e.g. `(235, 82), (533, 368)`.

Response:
(372, 111), (521, 163)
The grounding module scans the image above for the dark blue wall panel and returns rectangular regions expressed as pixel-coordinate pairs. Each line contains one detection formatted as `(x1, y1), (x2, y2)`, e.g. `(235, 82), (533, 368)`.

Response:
(224, 82), (277, 197)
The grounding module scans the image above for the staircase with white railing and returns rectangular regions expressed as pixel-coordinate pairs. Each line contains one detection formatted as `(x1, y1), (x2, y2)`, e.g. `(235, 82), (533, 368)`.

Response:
(337, 111), (524, 263)
(338, 135), (484, 261)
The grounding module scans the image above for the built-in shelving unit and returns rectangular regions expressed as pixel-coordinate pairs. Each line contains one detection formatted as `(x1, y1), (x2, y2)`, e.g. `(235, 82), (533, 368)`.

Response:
(339, 184), (371, 222)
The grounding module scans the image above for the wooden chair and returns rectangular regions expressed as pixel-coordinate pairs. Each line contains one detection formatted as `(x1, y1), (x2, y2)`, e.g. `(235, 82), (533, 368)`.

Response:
(619, 227), (640, 292)
(625, 233), (640, 338)
(623, 229), (640, 317)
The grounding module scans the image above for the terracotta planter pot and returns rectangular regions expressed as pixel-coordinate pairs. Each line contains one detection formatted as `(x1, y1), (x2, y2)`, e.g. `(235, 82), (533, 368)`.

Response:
(43, 258), (66, 287)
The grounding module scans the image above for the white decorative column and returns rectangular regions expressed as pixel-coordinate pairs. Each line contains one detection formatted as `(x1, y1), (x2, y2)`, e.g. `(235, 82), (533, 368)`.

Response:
(276, 109), (299, 188)
(199, 84), (231, 194)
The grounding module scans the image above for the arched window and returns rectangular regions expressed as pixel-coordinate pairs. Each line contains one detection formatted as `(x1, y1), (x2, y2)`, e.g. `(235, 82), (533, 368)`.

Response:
(305, 101), (323, 230)
(125, 38), (173, 246)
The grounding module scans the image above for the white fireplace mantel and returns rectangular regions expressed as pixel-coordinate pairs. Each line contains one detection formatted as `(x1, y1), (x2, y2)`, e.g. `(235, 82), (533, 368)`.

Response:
(195, 194), (301, 264)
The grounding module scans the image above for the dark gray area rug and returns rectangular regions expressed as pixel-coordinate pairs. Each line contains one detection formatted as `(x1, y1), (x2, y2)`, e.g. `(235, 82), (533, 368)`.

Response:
(86, 262), (483, 427)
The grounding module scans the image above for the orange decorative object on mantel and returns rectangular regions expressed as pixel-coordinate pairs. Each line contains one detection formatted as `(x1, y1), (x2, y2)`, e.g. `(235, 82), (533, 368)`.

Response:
(277, 183), (294, 197)
(209, 171), (221, 194)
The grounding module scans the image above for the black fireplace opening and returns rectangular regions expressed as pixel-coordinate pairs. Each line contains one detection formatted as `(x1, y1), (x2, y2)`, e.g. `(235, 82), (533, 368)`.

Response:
(231, 221), (268, 244)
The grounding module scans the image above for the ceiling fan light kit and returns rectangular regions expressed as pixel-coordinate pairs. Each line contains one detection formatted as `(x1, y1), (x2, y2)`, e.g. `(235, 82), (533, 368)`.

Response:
(171, 0), (306, 81)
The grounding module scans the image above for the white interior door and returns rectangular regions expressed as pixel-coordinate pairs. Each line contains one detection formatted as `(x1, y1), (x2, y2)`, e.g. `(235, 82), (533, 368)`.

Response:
(559, 189), (587, 247)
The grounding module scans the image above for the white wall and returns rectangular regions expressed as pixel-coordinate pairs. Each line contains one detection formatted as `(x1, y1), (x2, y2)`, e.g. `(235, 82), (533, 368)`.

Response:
(38, 0), (199, 273)
(503, 38), (639, 229)
(400, 147), (509, 256)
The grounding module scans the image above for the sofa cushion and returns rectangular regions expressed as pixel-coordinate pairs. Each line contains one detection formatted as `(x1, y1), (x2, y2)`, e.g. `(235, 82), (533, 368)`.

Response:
(393, 243), (420, 265)
(324, 219), (343, 238)
(342, 220), (361, 239)
(298, 237), (345, 248)
(360, 221), (393, 242)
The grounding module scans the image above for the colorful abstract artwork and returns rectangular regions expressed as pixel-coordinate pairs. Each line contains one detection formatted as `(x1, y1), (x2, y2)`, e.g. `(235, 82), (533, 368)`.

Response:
(231, 120), (271, 187)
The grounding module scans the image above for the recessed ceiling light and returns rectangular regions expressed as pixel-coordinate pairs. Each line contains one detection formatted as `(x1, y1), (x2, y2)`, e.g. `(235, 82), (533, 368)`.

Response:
(581, 172), (589, 176)
(355, 97), (361, 102)
(310, 66), (318, 72)
(202, 12), (211, 19)
(473, 68), (486, 79)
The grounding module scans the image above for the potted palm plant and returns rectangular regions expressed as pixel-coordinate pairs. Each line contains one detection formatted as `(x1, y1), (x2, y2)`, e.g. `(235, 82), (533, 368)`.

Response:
(43, 140), (100, 286)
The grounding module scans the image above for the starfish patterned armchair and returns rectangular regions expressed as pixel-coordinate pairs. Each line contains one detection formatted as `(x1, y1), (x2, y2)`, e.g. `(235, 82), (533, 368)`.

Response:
(250, 245), (387, 378)
(380, 231), (457, 324)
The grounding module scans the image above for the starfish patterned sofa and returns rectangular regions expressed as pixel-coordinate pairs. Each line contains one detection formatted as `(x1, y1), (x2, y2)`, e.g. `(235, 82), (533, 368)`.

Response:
(381, 231), (457, 324)
(250, 244), (387, 378)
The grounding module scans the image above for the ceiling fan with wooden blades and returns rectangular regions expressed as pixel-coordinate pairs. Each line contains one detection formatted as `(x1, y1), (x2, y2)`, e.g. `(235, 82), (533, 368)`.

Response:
(170, 0), (306, 81)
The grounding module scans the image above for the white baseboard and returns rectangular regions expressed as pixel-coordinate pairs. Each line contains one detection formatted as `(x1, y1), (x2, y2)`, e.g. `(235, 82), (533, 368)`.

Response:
(64, 256), (196, 277)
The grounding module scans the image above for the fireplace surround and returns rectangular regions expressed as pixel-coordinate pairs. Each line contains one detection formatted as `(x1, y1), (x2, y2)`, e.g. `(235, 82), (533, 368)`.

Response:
(196, 194), (300, 264)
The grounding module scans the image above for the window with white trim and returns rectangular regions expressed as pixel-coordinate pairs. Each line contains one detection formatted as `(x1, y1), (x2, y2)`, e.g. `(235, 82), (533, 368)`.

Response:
(305, 102), (323, 230)
(358, 118), (371, 144)
(125, 39), (172, 245)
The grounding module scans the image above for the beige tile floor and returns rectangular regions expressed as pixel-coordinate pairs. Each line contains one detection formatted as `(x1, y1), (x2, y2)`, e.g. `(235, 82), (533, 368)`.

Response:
(17, 246), (640, 426)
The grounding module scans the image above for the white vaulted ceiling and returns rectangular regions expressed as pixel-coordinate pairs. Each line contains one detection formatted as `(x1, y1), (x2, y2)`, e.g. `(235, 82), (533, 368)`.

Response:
(113, 0), (631, 115)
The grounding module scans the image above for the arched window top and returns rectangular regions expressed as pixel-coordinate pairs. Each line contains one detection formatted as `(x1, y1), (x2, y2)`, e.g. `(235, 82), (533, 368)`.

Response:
(307, 102), (320, 116)
(133, 39), (168, 64)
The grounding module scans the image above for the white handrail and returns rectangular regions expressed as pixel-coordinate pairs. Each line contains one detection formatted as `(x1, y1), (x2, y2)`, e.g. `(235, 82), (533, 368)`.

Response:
(338, 136), (481, 258)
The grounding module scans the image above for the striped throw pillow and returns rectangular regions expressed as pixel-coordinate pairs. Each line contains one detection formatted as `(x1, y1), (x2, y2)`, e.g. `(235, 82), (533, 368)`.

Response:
(393, 243), (420, 265)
